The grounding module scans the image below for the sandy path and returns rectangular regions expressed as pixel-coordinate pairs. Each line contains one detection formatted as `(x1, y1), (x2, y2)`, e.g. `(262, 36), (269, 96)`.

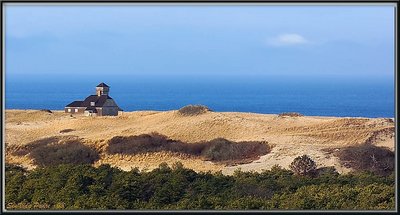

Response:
(223, 144), (351, 175)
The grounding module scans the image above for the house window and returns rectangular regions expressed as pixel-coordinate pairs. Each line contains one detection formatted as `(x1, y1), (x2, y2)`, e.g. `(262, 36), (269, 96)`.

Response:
(90, 102), (95, 106)
(75, 109), (78, 113)
(68, 109), (71, 112)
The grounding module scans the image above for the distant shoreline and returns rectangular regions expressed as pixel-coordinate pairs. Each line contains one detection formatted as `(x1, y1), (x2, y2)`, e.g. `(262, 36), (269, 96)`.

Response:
(4, 108), (395, 119)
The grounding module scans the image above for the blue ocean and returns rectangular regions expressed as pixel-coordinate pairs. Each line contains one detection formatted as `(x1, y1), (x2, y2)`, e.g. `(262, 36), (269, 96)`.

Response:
(5, 75), (395, 118)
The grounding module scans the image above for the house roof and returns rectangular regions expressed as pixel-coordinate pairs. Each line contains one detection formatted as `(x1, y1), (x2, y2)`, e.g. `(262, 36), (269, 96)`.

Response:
(82, 95), (112, 107)
(65, 101), (84, 107)
(97, 82), (109, 87)
(66, 95), (113, 108)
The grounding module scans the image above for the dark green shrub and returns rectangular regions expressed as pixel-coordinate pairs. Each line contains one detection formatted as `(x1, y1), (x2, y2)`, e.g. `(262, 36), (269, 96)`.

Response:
(289, 155), (317, 176)
(316, 166), (339, 177)
(5, 162), (395, 210)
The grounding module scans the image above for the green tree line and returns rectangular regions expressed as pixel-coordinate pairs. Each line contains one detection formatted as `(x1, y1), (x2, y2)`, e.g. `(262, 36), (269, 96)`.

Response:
(5, 161), (395, 210)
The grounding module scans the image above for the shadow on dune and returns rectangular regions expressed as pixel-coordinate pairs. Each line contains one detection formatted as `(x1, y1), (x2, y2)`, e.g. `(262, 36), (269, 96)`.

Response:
(106, 133), (271, 164)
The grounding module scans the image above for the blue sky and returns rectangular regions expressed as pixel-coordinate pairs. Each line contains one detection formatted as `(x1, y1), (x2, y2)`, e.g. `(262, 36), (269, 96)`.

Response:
(4, 4), (395, 82)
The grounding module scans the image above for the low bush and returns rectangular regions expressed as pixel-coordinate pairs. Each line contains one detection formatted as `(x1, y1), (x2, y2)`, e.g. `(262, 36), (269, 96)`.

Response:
(9, 137), (61, 156)
(29, 141), (100, 167)
(278, 112), (304, 117)
(334, 144), (394, 176)
(5, 163), (27, 175)
(200, 138), (270, 163)
(177, 105), (211, 116)
(40, 109), (53, 113)
(8, 136), (100, 167)
(107, 133), (175, 154)
(315, 166), (339, 177)
(106, 133), (271, 163)
(289, 155), (317, 176)
(59, 129), (74, 133)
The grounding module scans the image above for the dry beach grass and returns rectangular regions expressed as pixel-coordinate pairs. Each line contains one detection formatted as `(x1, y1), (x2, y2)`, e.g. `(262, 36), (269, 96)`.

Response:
(5, 109), (395, 174)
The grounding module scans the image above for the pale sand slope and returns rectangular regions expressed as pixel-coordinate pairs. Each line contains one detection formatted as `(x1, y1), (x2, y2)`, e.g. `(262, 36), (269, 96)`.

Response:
(5, 110), (395, 174)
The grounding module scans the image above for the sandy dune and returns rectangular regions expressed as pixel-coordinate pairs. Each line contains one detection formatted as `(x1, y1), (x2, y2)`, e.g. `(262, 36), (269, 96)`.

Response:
(5, 109), (395, 174)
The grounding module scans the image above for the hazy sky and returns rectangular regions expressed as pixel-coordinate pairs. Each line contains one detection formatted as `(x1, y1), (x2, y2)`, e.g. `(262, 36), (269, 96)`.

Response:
(4, 4), (395, 82)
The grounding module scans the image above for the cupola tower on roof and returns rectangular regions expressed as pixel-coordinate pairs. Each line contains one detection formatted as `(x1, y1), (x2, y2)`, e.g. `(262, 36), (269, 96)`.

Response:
(96, 82), (109, 96)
